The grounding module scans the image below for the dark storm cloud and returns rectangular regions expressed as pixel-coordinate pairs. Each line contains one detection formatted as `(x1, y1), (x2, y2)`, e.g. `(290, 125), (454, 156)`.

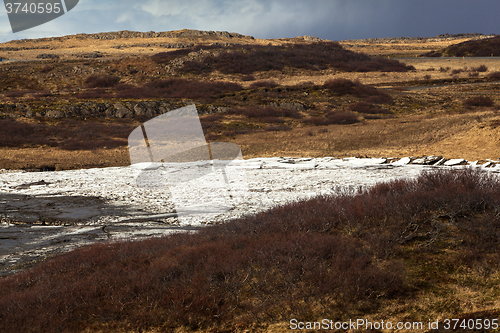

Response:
(1, 0), (499, 43)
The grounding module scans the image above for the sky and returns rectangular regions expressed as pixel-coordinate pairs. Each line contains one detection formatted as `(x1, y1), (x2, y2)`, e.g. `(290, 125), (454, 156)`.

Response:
(1, 0), (499, 43)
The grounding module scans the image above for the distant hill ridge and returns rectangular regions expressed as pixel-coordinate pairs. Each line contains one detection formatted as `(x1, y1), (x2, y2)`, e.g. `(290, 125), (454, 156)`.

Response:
(342, 33), (496, 44)
(4, 29), (256, 44)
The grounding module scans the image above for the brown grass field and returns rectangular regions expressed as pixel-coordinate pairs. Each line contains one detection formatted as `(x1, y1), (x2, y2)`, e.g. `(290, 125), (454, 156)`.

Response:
(0, 30), (499, 170)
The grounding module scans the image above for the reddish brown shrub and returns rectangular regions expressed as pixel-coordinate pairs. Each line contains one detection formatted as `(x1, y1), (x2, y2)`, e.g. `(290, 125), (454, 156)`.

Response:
(222, 129), (250, 137)
(265, 125), (291, 131)
(302, 116), (331, 126)
(114, 79), (242, 101)
(443, 36), (500, 57)
(348, 102), (393, 114)
(74, 88), (110, 99)
(323, 78), (358, 95)
(301, 112), (359, 126)
(0, 118), (133, 149)
(323, 79), (392, 101)
(260, 116), (285, 124)
(325, 111), (360, 124)
(463, 96), (494, 108)
(229, 106), (302, 119)
(200, 120), (223, 132)
(60, 139), (125, 150)
(364, 94), (394, 104)
(150, 45), (223, 64)
(472, 65), (488, 72)
(488, 71), (500, 79)
(420, 50), (442, 57)
(84, 75), (120, 88)
(31, 91), (54, 99)
(179, 42), (413, 75)
(202, 114), (224, 122)
(4, 91), (28, 98)
(39, 65), (54, 73)
(0, 73), (41, 91)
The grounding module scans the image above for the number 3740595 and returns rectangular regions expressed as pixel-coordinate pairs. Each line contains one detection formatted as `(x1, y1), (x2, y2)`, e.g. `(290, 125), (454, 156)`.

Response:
(5, 2), (62, 14)
(443, 318), (498, 330)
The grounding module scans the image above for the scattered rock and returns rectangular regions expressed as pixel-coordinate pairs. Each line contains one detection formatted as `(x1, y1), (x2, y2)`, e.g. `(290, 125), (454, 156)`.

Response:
(392, 157), (411, 165)
(267, 101), (305, 111)
(412, 155), (442, 165)
(45, 110), (64, 119)
(203, 105), (229, 114)
(297, 36), (323, 42)
(433, 158), (447, 166)
(36, 53), (59, 59)
(114, 103), (132, 118)
(77, 52), (105, 58)
(444, 159), (467, 166)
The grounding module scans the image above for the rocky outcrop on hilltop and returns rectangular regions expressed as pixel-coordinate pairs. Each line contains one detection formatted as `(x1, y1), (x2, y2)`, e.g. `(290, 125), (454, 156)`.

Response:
(5, 29), (255, 44)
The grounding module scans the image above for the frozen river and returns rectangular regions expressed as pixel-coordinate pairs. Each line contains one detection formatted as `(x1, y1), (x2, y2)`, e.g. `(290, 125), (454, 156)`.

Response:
(1, 156), (498, 276)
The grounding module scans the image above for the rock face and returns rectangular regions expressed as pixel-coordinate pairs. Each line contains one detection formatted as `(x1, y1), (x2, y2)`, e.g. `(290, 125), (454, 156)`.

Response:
(6, 101), (239, 119)
(411, 155), (443, 165)
(113, 42), (198, 50)
(71, 29), (253, 41)
(267, 101), (306, 111)
(45, 110), (63, 119)
(76, 52), (104, 58)
(114, 103), (132, 118)
(392, 157), (411, 165)
(444, 159), (468, 166)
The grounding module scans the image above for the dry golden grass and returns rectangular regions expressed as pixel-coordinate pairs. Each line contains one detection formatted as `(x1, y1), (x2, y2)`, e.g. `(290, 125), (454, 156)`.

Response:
(1, 31), (500, 170)
(233, 110), (500, 161)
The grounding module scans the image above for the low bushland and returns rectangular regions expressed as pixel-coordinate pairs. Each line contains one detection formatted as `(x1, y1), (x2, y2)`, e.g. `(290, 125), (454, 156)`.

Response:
(1, 168), (499, 332)
(442, 36), (500, 57)
(323, 78), (394, 103)
(0, 118), (132, 150)
(488, 71), (500, 79)
(348, 101), (393, 114)
(39, 65), (54, 73)
(31, 91), (55, 99)
(3, 90), (30, 98)
(84, 75), (121, 88)
(151, 45), (224, 64)
(265, 124), (292, 131)
(73, 88), (111, 99)
(325, 111), (360, 124)
(227, 106), (303, 119)
(0, 73), (41, 91)
(463, 96), (495, 108)
(302, 111), (359, 126)
(472, 64), (488, 72)
(179, 42), (413, 75)
(113, 78), (242, 101)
